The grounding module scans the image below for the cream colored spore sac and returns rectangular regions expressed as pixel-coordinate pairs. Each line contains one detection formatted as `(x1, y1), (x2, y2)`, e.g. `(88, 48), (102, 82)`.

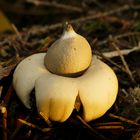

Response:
(44, 24), (92, 76)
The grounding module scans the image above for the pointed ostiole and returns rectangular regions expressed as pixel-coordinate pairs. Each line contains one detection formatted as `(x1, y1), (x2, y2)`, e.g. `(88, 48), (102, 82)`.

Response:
(44, 23), (92, 77)
(35, 74), (78, 122)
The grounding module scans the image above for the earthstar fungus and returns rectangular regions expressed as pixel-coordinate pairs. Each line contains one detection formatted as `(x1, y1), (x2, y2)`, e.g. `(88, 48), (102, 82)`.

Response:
(13, 23), (118, 122)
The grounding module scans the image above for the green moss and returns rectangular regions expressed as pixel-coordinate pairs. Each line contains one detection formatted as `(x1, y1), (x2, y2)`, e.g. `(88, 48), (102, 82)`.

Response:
(82, 21), (113, 38)
(134, 0), (140, 4)
(132, 20), (140, 31)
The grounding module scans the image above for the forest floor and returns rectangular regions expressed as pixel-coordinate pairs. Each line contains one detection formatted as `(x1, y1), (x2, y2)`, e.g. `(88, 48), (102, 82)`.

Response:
(0, 0), (140, 140)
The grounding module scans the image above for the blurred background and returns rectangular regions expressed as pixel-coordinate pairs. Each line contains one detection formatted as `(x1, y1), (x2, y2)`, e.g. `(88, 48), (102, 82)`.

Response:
(0, 0), (140, 31)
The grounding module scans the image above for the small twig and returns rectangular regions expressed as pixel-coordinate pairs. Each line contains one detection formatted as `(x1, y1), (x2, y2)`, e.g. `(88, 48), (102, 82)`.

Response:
(39, 112), (52, 127)
(131, 4), (140, 10)
(11, 116), (30, 140)
(95, 41), (140, 75)
(111, 42), (135, 83)
(0, 102), (7, 140)
(96, 51), (127, 73)
(91, 0), (104, 8)
(18, 118), (51, 132)
(18, 118), (42, 130)
(27, 4), (139, 34)
(33, 36), (54, 53)
(93, 121), (124, 130)
(76, 115), (107, 140)
(0, 86), (3, 97)
(125, 128), (138, 132)
(95, 125), (124, 130)
(3, 83), (14, 105)
(135, 116), (140, 123)
(0, 1), (69, 16)
(102, 45), (140, 58)
(131, 128), (140, 140)
(11, 24), (21, 38)
(93, 121), (122, 126)
(97, 32), (140, 46)
(108, 113), (139, 126)
(26, 0), (82, 13)
(71, 4), (130, 24)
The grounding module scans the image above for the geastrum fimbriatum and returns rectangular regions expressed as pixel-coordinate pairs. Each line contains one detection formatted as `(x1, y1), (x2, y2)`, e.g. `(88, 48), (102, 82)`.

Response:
(13, 23), (118, 122)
